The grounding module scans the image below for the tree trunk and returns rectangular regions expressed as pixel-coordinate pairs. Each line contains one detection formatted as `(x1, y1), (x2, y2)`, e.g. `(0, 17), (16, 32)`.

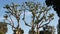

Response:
(32, 26), (34, 34)
(32, 16), (35, 34)
(36, 24), (39, 34)
(17, 17), (20, 34)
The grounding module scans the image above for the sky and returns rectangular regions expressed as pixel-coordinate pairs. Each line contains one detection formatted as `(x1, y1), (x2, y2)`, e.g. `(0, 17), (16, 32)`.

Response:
(0, 0), (59, 34)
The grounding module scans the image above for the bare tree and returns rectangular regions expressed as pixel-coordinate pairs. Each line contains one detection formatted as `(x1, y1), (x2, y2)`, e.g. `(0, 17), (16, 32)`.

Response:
(3, 3), (23, 34)
(22, 1), (54, 34)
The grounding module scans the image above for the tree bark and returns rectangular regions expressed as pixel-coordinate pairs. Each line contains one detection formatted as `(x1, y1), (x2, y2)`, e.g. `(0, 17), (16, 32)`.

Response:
(36, 24), (39, 34)
(32, 27), (34, 34)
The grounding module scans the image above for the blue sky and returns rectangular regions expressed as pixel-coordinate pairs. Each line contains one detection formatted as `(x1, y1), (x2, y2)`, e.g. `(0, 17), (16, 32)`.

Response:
(0, 0), (59, 34)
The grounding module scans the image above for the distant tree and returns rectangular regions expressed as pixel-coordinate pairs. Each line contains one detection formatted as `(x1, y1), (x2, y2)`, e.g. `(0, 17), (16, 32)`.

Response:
(22, 1), (54, 34)
(3, 3), (24, 34)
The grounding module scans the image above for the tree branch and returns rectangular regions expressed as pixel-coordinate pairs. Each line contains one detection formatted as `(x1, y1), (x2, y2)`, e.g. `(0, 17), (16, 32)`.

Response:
(23, 10), (31, 27)
(9, 16), (14, 30)
(23, 20), (31, 27)
(38, 19), (51, 28)
(6, 23), (16, 29)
